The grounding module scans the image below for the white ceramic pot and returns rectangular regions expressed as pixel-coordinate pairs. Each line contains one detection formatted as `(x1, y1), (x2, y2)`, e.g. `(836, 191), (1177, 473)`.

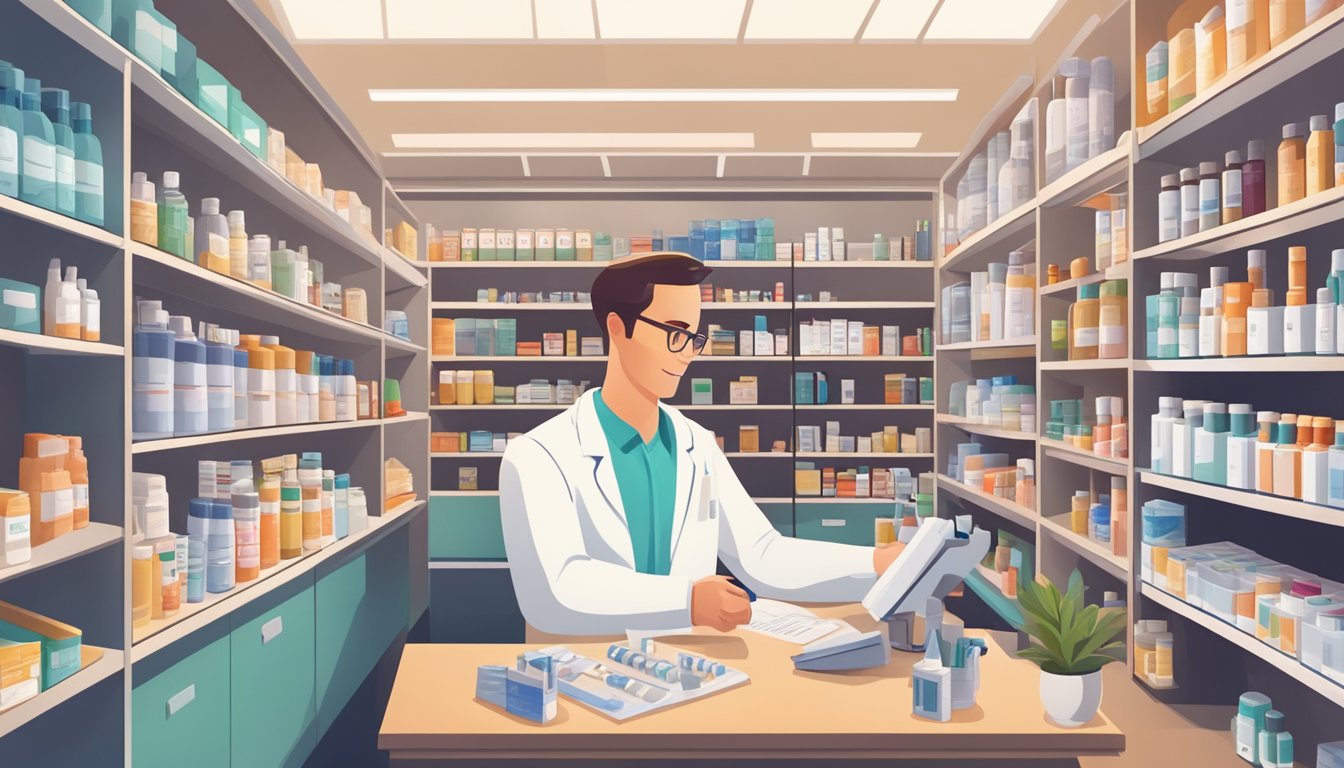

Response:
(1039, 669), (1102, 728)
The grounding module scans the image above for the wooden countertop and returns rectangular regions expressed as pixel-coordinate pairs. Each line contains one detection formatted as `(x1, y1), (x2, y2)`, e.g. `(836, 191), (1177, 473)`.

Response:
(379, 604), (1124, 762)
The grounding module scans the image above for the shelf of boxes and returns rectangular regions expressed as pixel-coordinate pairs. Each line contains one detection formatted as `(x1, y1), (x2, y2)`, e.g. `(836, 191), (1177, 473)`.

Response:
(1036, 142), (1131, 209)
(1132, 357), (1344, 373)
(384, 247), (428, 288)
(936, 474), (1037, 529)
(936, 414), (1037, 442)
(1040, 440), (1128, 475)
(131, 499), (424, 662)
(1136, 7), (1344, 156)
(1138, 471), (1344, 529)
(1038, 514), (1130, 581)
(1140, 583), (1344, 707)
(1134, 184), (1344, 262)
(0, 523), (123, 586)
(939, 200), (1038, 274)
(0, 647), (123, 739)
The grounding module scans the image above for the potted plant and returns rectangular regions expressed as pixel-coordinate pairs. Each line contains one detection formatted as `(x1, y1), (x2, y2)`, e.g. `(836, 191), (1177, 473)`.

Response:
(1014, 570), (1127, 728)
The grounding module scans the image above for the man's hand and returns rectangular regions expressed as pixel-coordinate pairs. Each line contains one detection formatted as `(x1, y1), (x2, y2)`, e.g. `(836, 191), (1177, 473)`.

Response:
(690, 575), (752, 632)
(873, 541), (906, 575)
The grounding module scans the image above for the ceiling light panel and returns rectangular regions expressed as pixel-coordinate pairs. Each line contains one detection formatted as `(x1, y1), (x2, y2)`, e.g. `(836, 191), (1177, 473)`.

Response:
(385, 0), (533, 39)
(811, 132), (922, 149)
(862, 0), (939, 40)
(744, 0), (874, 39)
(923, 0), (1061, 40)
(534, 0), (596, 38)
(595, 0), (747, 39)
(391, 133), (756, 149)
(278, 0), (383, 39)
(369, 88), (957, 102)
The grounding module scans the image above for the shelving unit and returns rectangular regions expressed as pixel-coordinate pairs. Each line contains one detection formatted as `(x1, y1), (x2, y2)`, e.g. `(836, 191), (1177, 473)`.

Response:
(0, 1), (428, 763)
(1129, 0), (1344, 727)
(421, 196), (938, 605)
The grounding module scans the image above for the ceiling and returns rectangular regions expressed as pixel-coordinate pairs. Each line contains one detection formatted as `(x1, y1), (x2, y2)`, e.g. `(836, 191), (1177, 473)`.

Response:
(258, 0), (1116, 189)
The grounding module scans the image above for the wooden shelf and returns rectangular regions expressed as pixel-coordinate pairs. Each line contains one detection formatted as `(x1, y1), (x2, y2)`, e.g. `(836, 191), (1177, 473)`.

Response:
(0, 328), (124, 357)
(936, 337), (1037, 352)
(133, 242), (385, 345)
(1038, 515), (1130, 581)
(1037, 264), (1130, 297)
(131, 500), (423, 662)
(431, 302), (592, 310)
(795, 355), (933, 362)
(0, 189), (123, 248)
(794, 261), (933, 268)
(431, 452), (505, 458)
(1134, 184), (1344, 263)
(384, 247), (428, 288)
(1040, 358), (1129, 371)
(132, 418), (392, 454)
(0, 523), (122, 586)
(1141, 582), (1344, 706)
(1138, 471), (1344, 528)
(1136, 8), (1344, 157)
(965, 568), (1024, 627)
(936, 414), (1036, 442)
(385, 334), (426, 355)
(937, 474), (1037, 529)
(431, 355), (607, 362)
(1040, 440), (1128, 475)
(0, 646), (121, 739)
(1133, 356), (1344, 373)
(797, 452), (934, 459)
(1036, 141), (1130, 208)
(938, 199), (1037, 274)
(794, 301), (936, 309)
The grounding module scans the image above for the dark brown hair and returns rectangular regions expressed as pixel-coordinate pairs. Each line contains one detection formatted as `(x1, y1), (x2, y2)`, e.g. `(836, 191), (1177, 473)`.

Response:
(590, 252), (713, 342)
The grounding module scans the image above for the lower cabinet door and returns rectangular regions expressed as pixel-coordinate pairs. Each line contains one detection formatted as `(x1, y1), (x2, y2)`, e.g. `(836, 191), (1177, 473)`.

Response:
(230, 578), (317, 768)
(132, 633), (231, 768)
(794, 503), (886, 546)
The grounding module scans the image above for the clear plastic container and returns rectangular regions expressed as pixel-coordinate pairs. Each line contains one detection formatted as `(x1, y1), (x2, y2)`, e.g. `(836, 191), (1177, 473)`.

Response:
(157, 171), (189, 260)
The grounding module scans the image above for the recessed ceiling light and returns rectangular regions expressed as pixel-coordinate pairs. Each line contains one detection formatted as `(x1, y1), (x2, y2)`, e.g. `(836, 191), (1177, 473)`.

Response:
(391, 133), (757, 149)
(862, 0), (940, 40)
(535, 0), (595, 38)
(923, 0), (1061, 40)
(384, 0), (533, 39)
(811, 132), (922, 149)
(744, 0), (873, 39)
(369, 88), (958, 102)
(278, 0), (383, 39)
(595, 0), (747, 39)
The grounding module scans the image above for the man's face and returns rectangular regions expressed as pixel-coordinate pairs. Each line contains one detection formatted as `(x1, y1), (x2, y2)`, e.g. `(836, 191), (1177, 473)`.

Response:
(607, 283), (702, 400)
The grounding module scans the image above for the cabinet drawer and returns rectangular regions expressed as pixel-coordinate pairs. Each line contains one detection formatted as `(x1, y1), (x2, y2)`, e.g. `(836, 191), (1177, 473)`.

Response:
(429, 496), (506, 560)
(794, 503), (889, 546)
(133, 632), (231, 768)
(230, 578), (316, 768)
(315, 531), (409, 734)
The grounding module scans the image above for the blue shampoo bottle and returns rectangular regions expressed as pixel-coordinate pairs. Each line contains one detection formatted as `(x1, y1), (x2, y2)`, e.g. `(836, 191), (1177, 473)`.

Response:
(0, 64), (23, 199)
(40, 88), (76, 216)
(70, 101), (103, 226)
(19, 76), (56, 209)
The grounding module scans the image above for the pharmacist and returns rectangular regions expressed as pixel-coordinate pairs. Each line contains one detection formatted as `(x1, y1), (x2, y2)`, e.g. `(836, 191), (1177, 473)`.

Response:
(501, 251), (903, 636)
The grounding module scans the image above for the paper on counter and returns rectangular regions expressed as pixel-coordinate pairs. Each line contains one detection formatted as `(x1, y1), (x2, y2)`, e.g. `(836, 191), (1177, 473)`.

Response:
(742, 599), (855, 645)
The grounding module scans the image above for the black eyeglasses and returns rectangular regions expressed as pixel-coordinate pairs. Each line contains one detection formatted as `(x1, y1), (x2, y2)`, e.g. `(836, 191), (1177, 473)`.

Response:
(637, 316), (707, 354)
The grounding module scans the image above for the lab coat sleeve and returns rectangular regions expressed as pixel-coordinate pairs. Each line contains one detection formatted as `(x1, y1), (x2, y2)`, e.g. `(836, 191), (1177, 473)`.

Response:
(499, 436), (695, 635)
(709, 438), (877, 602)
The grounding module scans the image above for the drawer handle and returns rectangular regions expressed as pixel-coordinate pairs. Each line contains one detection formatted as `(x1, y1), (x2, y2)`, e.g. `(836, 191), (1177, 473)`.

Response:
(166, 684), (195, 718)
(821, 519), (846, 527)
(262, 617), (284, 645)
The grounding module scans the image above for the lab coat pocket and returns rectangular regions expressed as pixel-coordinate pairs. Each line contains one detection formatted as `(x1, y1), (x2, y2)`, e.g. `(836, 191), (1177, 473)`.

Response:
(698, 473), (714, 522)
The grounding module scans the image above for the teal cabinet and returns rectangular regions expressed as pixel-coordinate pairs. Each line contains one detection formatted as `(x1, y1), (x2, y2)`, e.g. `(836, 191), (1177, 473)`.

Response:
(757, 502), (794, 537)
(132, 633), (231, 768)
(429, 495), (506, 560)
(230, 579), (316, 768)
(315, 530), (409, 735)
(795, 502), (889, 546)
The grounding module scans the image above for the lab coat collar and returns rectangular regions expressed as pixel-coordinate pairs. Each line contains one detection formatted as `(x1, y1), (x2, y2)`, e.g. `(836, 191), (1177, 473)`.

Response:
(574, 389), (697, 456)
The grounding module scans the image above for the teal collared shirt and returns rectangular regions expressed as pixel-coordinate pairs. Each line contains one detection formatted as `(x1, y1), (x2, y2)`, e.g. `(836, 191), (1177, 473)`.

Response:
(593, 388), (678, 575)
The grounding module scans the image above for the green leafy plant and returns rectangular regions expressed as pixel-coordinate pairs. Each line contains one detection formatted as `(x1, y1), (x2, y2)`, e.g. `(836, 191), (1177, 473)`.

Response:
(1014, 570), (1127, 675)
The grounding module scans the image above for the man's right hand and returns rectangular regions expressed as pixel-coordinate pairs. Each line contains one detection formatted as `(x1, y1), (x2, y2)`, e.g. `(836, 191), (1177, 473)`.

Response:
(690, 575), (752, 632)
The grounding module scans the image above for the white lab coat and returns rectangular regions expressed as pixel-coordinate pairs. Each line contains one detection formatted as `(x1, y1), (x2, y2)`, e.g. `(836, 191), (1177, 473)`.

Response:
(500, 389), (876, 636)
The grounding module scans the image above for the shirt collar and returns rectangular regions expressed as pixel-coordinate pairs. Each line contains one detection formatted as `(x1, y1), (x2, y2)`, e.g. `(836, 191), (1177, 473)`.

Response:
(594, 388), (674, 454)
